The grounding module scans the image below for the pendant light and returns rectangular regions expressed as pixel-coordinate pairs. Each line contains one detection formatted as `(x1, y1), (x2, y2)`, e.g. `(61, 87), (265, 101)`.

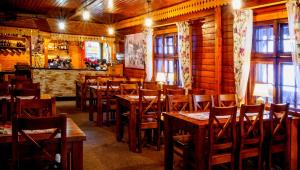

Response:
(232, 0), (242, 10)
(144, 0), (152, 27)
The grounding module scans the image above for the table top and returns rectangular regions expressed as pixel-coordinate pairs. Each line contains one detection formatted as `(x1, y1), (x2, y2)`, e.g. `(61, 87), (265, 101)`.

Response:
(163, 111), (298, 127)
(90, 85), (119, 90)
(0, 118), (86, 143)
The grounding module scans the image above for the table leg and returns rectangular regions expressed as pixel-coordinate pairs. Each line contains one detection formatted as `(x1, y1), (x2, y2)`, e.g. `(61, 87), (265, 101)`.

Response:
(194, 126), (206, 170)
(116, 101), (122, 141)
(71, 141), (83, 170)
(89, 87), (93, 121)
(129, 103), (137, 152)
(290, 118), (298, 170)
(164, 115), (173, 170)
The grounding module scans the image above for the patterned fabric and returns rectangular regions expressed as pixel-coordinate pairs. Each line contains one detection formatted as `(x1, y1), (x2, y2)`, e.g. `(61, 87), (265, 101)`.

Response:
(233, 9), (253, 105)
(176, 21), (192, 89)
(287, 1), (300, 109)
(144, 28), (153, 81)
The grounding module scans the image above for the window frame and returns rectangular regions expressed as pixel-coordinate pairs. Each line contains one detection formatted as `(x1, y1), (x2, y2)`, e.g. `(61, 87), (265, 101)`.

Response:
(153, 33), (179, 85)
(248, 19), (297, 110)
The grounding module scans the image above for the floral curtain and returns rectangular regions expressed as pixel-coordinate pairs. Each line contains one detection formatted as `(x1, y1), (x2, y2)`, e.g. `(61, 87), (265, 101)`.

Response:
(287, 1), (300, 109)
(176, 21), (192, 89)
(144, 28), (153, 81)
(233, 9), (253, 105)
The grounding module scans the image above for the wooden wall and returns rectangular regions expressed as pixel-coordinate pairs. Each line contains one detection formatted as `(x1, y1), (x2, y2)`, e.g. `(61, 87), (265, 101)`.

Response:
(117, 5), (236, 93)
(221, 6), (235, 94)
(191, 9), (216, 94)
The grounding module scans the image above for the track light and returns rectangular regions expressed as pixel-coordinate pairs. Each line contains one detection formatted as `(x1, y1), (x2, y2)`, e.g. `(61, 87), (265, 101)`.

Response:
(108, 27), (114, 35)
(82, 9), (90, 21)
(58, 20), (65, 30)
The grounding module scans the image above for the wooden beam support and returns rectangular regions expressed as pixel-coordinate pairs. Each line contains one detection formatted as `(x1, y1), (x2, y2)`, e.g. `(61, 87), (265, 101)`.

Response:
(214, 6), (222, 95)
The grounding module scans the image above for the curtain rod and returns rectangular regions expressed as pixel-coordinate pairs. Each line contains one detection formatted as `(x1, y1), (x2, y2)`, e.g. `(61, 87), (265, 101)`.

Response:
(153, 17), (204, 28)
(245, 1), (287, 9)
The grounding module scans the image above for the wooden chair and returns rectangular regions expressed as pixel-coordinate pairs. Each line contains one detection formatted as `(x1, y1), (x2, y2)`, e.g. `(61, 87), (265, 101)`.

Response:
(138, 89), (161, 152)
(112, 76), (127, 82)
(143, 81), (160, 90)
(15, 82), (40, 89)
(188, 88), (205, 95)
(163, 84), (181, 95)
(193, 95), (213, 112)
(12, 114), (67, 170)
(16, 98), (56, 117)
(80, 75), (99, 111)
(267, 103), (290, 170)
(166, 88), (185, 95)
(105, 80), (123, 123)
(238, 104), (265, 170)
(217, 94), (238, 107)
(120, 83), (139, 95)
(168, 94), (193, 112)
(208, 106), (237, 170)
(11, 88), (41, 114)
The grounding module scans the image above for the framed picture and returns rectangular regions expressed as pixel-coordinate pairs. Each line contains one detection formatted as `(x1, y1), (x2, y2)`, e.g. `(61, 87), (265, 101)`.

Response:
(125, 33), (145, 69)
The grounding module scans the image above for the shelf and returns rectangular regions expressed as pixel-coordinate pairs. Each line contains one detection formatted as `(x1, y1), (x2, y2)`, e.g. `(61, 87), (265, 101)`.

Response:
(0, 46), (26, 51)
(0, 36), (26, 42)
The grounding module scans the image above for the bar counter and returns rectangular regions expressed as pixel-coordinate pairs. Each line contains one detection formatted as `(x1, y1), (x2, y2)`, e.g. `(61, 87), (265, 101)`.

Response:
(32, 68), (107, 97)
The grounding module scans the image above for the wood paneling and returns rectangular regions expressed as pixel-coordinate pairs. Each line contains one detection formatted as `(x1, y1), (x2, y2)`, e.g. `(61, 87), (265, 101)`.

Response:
(191, 9), (216, 94)
(221, 6), (235, 94)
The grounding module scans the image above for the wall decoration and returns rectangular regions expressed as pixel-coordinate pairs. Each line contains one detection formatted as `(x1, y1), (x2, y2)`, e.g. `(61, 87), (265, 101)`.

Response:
(31, 35), (45, 68)
(124, 33), (146, 69)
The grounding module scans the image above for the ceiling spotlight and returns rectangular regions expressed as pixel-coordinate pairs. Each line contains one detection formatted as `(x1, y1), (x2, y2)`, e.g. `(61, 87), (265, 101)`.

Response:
(108, 0), (113, 10)
(108, 27), (114, 35)
(82, 9), (90, 21)
(232, 0), (242, 10)
(58, 20), (65, 30)
(144, 17), (153, 27)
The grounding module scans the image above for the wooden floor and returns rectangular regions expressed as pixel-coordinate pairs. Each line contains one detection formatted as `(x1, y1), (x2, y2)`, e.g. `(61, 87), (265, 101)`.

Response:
(56, 101), (167, 170)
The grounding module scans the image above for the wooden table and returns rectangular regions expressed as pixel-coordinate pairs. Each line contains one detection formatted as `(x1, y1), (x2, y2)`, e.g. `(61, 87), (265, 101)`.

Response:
(0, 118), (86, 170)
(163, 111), (299, 170)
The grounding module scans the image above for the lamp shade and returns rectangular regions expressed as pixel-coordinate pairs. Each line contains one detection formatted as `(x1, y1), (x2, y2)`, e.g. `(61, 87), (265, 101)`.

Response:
(156, 72), (166, 82)
(253, 83), (273, 98)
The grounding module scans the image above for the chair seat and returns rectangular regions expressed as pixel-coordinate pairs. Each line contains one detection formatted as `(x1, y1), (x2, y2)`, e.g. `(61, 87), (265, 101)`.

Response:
(140, 118), (158, 129)
(173, 134), (192, 147)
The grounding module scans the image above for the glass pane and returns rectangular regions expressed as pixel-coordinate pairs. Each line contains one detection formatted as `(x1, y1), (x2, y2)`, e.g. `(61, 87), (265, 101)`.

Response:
(157, 60), (163, 72)
(268, 28), (274, 40)
(158, 46), (163, 54)
(282, 64), (295, 86)
(267, 64), (274, 84)
(168, 37), (173, 45)
(168, 46), (174, 54)
(164, 45), (168, 55)
(283, 40), (291, 52)
(164, 60), (168, 72)
(267, 41), (274, 53)
(281, 86), (295, 105)
(256, 63), (267, 83)
(168, 60), (174, 73)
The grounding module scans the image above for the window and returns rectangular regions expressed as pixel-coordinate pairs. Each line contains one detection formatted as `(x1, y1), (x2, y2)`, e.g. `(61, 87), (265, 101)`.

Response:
(251, 21), (298, 110)
(255, 26), (274, 53)
(154, 33), (178, 85)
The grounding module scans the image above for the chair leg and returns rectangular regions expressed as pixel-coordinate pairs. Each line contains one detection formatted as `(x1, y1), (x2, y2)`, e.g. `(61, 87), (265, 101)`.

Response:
(239, 157), (243, 170)
(88, 98), (94, 121)
(97, 98), (103, 127)
(138, 128), (142, 153)
(156, 128), (160, 151)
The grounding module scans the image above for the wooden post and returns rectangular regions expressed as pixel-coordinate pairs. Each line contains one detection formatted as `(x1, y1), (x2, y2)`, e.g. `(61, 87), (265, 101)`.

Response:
(214, 6), (222, 94)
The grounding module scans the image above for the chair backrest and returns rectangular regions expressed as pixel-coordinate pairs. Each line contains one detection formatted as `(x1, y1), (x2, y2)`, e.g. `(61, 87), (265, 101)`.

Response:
(239, 104), (265, 150)
(193, 95), (213, 112)
(163, 84), (180, 95)
(96, 77), (111, 86)
(120, 83), (139, 95)
(166, 88), (185, 95)
(138, 89), (161, 121)
(208, 106), (237, 161)
(143, 81), (160, 90)
(188, 88), (205, 95)
(269, 103), (289, 141)
(12, 88), (41, 100)
(112, 76), (127, 82)
(218, 94), (238, 107)
(15, 82), (40, 89)
(16, 98), (56, 117)
(12, 114), (67, 170)
(168, 94), (192, 112)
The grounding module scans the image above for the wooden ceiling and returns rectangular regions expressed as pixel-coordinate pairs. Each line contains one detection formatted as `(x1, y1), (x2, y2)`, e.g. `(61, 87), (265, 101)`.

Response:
(0, 0), (188, 24)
